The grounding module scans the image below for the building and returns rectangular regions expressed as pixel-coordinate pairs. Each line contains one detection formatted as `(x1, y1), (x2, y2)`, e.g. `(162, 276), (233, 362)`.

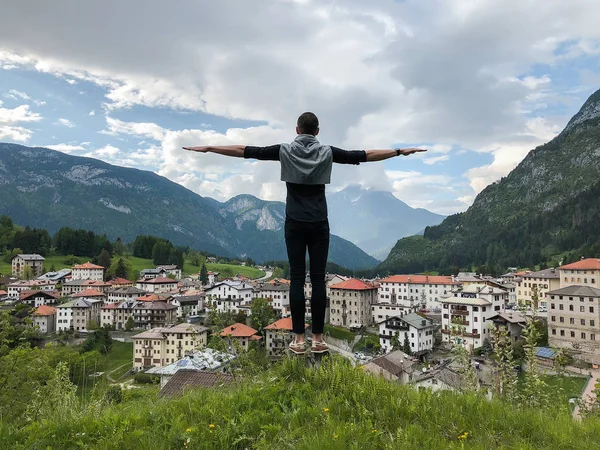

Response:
(204, 281), (254, 313)
(61, 279), (111, 296)
(100, 302), (121, 329)
(220, 323), (261, 352)
(70, 288), (106, 302)
(100, 299), (140, 330)
(376, 275), (457, 312)
(7, 280), (57, 298)
(136, 277), (178, 293)
(19, 289), (60, 307)
(487, 311), (527, 342)
(56, 298), (102, 332)
(207, 271), (220, 284)
(264, 317), (308, 357)
(547, 285), (600, 362)
(517, 268), (560, 308)
(157, 265), (182, 279)
(171, 293), (205, 319)
(11, 254), (45, 278)
(71, 262), (105, 281)
(361, 350), (416, 384)
(253, 284), (290, 317)
(378, 312), (436, 355)
(558, 258), (600, 289)
(439, 284), (508, 349)
(37, 269), (72, 283)
(33, 305), (57, 333)
(329, 279), (378, 329)
(304, 273), (348, 300)
(132, 323), (210, 370)
(106, 286), (147, 304)
(133, 301), (177, 329)
(108, 277), (134, 288)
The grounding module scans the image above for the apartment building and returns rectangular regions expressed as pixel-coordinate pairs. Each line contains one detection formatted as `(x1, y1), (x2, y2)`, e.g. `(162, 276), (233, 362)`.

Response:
(33, 305), (57, 333)
(71, 262), (105, 281)
(440, 284), (508, 349)
(56, 298), (102, 332)
(264, 317), (308, 357)
(329, 279), (378, 329)
(517, 268), (560, 308)
(133, 323), (210, 370)
(204, 281), (254, 313)
(558, 258), (600, 288)
(106, 286), (147, 304)
(136, 277), (178, 293)
(133, 301), (177, 330)
(378, 312), (436, 355)
(11, 254), (45, 278)
(253, 283), (290, 317)
(377, 275), (457, 311)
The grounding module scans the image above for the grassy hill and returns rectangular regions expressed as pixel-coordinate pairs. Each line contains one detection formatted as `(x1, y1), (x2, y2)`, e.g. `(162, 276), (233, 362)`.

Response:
(2, 356), (598, 449)
(0, 254), (265, 280)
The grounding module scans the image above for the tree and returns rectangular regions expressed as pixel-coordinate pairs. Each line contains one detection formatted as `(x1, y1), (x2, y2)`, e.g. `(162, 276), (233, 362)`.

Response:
(402, 333), (412, 355)
(250, 298), (278, 335)
(200, 263), (208, 285)
(97, 249), (112, 272)
(113, 258), (129, 279)
(4, 247), (22, 264)
(518, 316), (551, 409)
(49, 263), (56, 272)
(22, 265), (34, 280)
(391, 331), (401, 351)
(113, 238), (127, 256)
(491, 324), (518, 400)
(152, 241), (172, 265)
(125, 316), (135, 331)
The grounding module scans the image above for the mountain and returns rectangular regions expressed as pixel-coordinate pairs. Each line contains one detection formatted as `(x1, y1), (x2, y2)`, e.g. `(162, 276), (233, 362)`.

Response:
(380, 88), (600, 275)
(0, 143), (378, 269)
(327, 185), (445, 259)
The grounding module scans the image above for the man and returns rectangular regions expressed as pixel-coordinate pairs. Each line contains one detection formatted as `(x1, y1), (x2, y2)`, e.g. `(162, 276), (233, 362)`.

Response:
(183, 112), (426, 355)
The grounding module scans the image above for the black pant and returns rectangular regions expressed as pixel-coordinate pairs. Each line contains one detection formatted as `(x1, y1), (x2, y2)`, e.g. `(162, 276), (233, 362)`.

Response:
(285, 218), (330, 335)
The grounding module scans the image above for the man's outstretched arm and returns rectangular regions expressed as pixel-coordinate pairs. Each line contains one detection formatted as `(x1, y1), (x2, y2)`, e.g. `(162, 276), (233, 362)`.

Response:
(183, 145), (245, 157)
(365, 147), (427, 162)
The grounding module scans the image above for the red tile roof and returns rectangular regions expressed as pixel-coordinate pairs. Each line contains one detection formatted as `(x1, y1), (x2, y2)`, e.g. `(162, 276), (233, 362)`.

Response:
(34, 305), (57, 316)
(264, 317), (308, 331)
(559, 258), (600, 271)
(378, 275), (457, 285)
(0, 290), (7, 296)
(110, 277), (133, 284)
(73, 262), (105, 269)
(83, 280), (110, 286)
(220, 323), (258, 337)
(101, 302), (121, 309)
(20, 289), (60, 300)
(140, 277), (176, 284)
(329, 278), (377, 290)
(71, 288), (106, 298)
(137, 293), (168, 302)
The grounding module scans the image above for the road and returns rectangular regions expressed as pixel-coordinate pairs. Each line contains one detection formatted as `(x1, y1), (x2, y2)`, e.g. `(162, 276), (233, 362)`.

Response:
(573, 368), (600, 420)
(257, 270), (273, 281)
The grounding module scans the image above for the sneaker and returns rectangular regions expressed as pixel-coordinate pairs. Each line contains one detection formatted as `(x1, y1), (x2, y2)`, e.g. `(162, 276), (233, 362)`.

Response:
(289, 339), (306, 355)
(311, 340), (329, 354)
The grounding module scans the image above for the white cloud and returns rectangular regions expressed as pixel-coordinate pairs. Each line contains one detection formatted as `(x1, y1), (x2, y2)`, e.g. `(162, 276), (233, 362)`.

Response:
(0, 125), (33, 142)
(86, 144), (120, 158)
(45, 143), (86, 152)
(57, 118), (75, 127)
(89, 110), (95, 116)
(423, 155), (450, 165)
(101, 116), (165, 141)
(0, 104), (42, 124)
(66, 79), (77, 85)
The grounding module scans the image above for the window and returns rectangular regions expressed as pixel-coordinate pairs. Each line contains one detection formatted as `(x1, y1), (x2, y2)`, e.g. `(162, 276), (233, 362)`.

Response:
(551, 316), (556, 322)
(570, 318), (574, 325)
(560, 317), (564, 323)
(569, 305), (574, 311)
(550, 303), (555, 309)
(560, 330), (565, 336)
(581, 333), (586, 339)
(581, 306), (585, 312)
(570, 331), (575, 338)
(474, 317), (478, 322)
(559, 304), (564, 310)
(591, 307), (595, 313)
(552, 329), (556, 335)
(592, 334), (596, 341)
(591, 320), (595, 327)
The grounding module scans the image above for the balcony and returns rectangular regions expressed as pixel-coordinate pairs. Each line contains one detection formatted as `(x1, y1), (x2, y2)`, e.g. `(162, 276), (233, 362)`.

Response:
(450, 309), (469, 316)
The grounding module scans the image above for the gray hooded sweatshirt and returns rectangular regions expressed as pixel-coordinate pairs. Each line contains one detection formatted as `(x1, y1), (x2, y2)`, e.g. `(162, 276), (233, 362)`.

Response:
(280, 134), (333, 185)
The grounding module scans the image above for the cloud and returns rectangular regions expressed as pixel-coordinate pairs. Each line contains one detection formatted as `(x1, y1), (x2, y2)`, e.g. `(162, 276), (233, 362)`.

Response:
(45, 143), (86, 152)
(423, 155), (450, 165)
(57, 118), (75, 127)
(101, 116), (165, 141)
(0, 103), (42, 142)
(0, 125), (33, 142)
(89, 110), (95, 116)
(5, 89), (46, 106)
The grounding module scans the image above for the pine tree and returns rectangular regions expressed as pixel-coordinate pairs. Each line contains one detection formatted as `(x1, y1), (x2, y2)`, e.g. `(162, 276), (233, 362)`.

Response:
(114, 258), (128, 279)
(200, 263), (209, 285)
(125, 316), (135, 331)
(402, 333), (412, 355)
(97, 249), (112, 272)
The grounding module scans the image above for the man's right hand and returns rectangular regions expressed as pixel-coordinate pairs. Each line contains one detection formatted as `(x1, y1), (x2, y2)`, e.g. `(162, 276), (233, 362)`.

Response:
(397, 148), (427, 156)
(183, 146), (210, 153)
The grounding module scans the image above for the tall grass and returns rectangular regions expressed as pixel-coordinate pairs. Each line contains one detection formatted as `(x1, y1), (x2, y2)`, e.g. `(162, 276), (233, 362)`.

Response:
(1, 355), (599, 449)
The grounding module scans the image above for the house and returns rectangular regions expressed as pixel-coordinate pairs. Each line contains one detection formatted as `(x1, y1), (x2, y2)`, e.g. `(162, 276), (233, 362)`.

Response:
(32, 305), (57, 333)
(361, 350), (416, 384)
(56, 298), (102, 332)
(132, 323), (210, 370)
(100, 299), (139, 330)
(487, 311), (527, 342)
(61, 279), (110, 296)
(253, 283), (290, 317)
(206, 257), (217, 264)
(140, 267), (169, 280)
(204, 281), (254, 313)
(517, 268), (560, 308)
(0, 290), (7, 301)
(535, 347), (557, 368)
(108, 277), (134, 288)
(207, 271), (219, 284)
(11, 254), (45, 278)
(158, 369), (235, 398)
(376, 275), (458, 313)
(440, 284), (508, 350)
(220, 323), (261, 352)
(7, 279), (57, 298)
(136, 277), (178, 293)
(157, 265), (182, 279)
(558, 258), (600, 289)
(106, 286), (147, 304)
(70, 288), (106, 302)
(146, 348), (236, 388)
(71, 262), (105, 281)
(37, 269), (72, 283)
(328, 278), (378, 329)
(378, 313), (436, 356)
(547, 285), (600, 359)
(137, 292), (172, 302)
(411, 365), (470, 392)
(19, 289), (60, 307)
(264, 317), (308, 357)
(171, 293), (205, 319)
(133, 301), (177, 329)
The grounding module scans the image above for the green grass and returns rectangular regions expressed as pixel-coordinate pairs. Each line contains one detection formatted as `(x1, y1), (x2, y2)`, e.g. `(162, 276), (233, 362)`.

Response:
(517, 373), (588, 406)
(324, 324), (356, 343)
(204, 263), (265, 279)
(105, 341), (133, 380)
(353, 332), (380, 353)
(2, 355), (599, 449)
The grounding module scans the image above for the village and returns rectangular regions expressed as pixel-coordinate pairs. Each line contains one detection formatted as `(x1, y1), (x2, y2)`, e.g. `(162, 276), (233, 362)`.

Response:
(1, 251), (599, 404)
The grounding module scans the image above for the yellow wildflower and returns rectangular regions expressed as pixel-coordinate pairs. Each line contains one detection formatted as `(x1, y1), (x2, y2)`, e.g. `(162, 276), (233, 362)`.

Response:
(209, 424), (215, 429)
(186, 428), (191, 433)
(334, 434), (339, 439)
(323, 408), (329, 412)
(372, 429), (377, 433)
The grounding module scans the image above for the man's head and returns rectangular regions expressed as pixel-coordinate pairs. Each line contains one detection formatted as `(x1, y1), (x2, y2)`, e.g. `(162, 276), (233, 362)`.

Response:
(296, 112), (319, 136)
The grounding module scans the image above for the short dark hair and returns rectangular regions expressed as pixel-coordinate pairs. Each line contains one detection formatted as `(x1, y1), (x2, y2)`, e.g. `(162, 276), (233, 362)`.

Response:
(297, 112), (319, 135)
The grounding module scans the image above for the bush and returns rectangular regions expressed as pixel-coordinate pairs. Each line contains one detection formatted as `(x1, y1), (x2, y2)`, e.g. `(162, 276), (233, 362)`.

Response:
(324, 324), (355, 343)
(134, 372), (160, 385)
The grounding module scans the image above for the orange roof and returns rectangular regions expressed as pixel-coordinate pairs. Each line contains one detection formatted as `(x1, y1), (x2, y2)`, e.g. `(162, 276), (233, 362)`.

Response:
(71, 288), (105, 298)
(140, 277), (176, 284)
(20, 289), (60, 300)
(83, 280), (110, 286)
(329, 278), (377, 290)
(137, 293), (168, 302)
(220, 323), (258, 337)
(0, 290), (7, 295)
(73, 262), (105, 269)
(266, 278), (291, 285)
(264, 317), (308, 331)
(101, 303), (121, 309)
(34, 305), (57, 316)
(110, 277), (132, 284)
(378, 275), (457, 285)
(560, 258), (600, 271)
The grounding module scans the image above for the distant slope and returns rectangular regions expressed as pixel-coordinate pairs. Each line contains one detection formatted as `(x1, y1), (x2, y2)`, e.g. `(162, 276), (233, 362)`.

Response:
(0, 143), (377, 269)
(380, 87), (600, 274)
(327, 185), (445, 259)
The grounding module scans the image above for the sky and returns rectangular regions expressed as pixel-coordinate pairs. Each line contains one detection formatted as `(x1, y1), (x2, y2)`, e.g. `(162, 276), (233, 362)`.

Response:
(1, 0), (600, 215)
